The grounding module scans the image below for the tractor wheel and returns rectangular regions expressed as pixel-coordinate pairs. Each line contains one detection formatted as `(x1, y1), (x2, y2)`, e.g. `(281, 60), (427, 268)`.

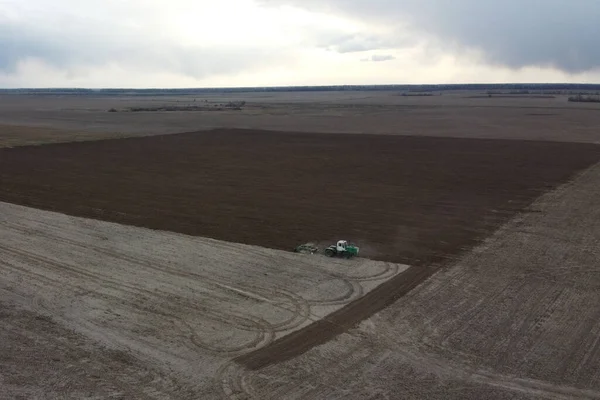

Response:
(325, 248), (335, 257)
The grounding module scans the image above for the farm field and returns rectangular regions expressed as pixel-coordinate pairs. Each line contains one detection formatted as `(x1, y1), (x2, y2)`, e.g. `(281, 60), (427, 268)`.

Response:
(1, 129), (598, 266)
(0, 201), (406, 399)
(2, 92), (600, 399)
(2, 91), (600, 146)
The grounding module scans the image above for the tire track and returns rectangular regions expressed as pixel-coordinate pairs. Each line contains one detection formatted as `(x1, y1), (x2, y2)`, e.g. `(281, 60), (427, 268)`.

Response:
(0, 245), (275, 355)
(235, 265), (434, 370)
(216, 362), (257, 400)
(2, 219), (373, 317)
(2, 217), (402, 363)
(1, 219), (315, 330)
(3, 257), (269, 355)
(202, 237), (368, 304)
(345, 262), (401, 282)
(0, 261), (145, 361)
(1, 211), (411, 370)
(305, 279), (363, 306)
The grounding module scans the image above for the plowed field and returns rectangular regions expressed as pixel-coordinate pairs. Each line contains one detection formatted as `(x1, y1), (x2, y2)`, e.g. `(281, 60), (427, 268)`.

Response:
(1, 128), (598, 266)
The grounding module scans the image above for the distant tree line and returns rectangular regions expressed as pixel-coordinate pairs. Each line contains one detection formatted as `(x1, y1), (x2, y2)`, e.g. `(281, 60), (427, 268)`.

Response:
(109, 101), (247, 113)
(568, 94), (600, 103)
(3, 84), (600, 96)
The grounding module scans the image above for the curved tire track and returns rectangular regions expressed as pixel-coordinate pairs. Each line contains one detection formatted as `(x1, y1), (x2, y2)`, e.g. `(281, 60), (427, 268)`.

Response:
(235, 265), (433, 370)
(1, 220), (315, 332)
(0, 244), (275, 355)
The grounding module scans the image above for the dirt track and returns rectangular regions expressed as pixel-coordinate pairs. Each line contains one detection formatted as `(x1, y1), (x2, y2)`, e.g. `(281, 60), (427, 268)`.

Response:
(1, 129), (598, 267)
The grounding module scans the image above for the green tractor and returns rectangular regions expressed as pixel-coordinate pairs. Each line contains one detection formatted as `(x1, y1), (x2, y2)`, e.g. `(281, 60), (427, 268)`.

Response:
(324, 240), (359, 259)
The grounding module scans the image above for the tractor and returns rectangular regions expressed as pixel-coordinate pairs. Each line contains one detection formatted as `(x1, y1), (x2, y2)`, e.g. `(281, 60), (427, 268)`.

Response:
(324, 240), (359, 259)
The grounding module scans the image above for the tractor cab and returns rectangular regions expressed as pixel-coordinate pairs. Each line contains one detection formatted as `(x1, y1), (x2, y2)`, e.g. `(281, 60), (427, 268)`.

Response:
(336, 240), (348, 252)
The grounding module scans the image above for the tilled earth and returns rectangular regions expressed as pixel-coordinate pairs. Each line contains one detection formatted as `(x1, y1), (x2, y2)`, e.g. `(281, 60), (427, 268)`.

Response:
(1, 128), (598, 267)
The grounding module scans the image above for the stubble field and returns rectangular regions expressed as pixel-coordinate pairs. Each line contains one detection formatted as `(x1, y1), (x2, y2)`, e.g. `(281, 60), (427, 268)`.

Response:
(2, 90), (600, 145)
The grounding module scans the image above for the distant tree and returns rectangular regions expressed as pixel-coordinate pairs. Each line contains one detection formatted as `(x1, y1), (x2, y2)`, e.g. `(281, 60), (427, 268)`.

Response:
(568, 94), (600, 103)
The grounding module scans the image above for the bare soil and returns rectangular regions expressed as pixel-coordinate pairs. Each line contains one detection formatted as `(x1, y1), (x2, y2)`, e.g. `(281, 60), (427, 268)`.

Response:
(1, 129), (597, 267)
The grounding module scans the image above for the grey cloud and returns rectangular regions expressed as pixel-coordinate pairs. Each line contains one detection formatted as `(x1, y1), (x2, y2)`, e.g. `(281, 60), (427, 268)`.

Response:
(328, 34), (388, 53)
(311, 31), (414, 54)
(262, 0), (600, 73)
(323, 34), (390, 53)
(304, 28), (418, 59)
(361, 54), (396, 62)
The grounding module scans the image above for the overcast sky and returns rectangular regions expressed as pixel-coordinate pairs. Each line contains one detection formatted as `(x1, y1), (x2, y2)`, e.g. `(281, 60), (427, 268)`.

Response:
(1, 0), (599, 87)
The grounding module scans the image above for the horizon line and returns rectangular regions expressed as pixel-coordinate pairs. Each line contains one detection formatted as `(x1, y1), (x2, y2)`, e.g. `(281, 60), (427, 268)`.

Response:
(1, 82), (600, 92)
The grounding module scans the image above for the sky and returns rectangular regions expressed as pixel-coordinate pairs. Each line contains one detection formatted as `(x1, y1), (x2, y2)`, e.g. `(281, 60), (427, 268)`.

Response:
(1, 0), (599, 87)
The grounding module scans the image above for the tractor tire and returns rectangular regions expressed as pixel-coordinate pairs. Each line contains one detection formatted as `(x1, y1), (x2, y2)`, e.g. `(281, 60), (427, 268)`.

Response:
(325, 249), (335, 257)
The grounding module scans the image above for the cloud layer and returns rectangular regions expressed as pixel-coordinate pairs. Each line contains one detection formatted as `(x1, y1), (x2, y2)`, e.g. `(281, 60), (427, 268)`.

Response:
(1, 0), (599, 87)
(262, 0), (600, 73)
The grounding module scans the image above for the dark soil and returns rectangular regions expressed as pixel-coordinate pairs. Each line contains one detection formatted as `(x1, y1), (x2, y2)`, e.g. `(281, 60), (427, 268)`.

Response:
(1, 128), (599, 266)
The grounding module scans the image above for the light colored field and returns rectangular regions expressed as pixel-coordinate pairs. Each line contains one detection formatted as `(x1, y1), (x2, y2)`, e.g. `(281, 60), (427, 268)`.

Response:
(2, 91), (600, 148)
(243, 161), (600, 399)
(0, 201), (407, 399)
